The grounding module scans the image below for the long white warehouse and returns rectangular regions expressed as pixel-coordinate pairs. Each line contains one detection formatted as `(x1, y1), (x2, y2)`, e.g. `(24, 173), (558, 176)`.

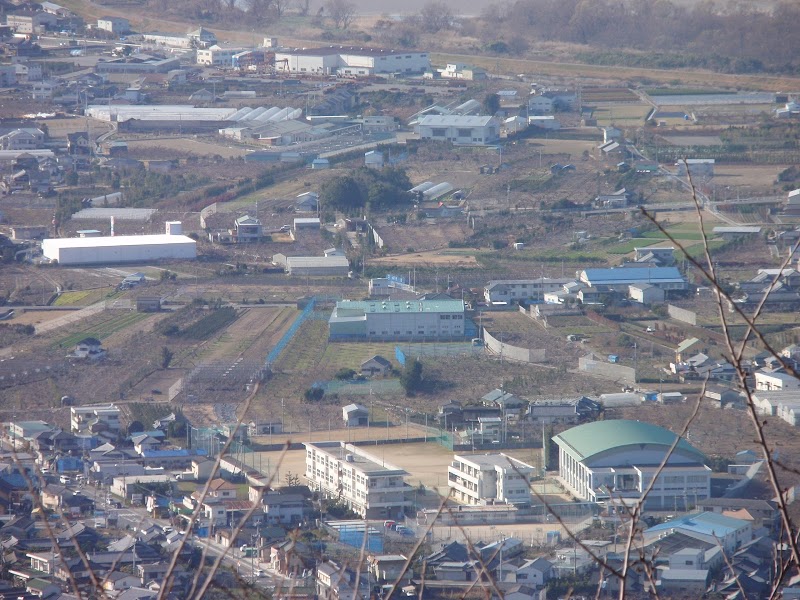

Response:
(42, 234), (196, 265)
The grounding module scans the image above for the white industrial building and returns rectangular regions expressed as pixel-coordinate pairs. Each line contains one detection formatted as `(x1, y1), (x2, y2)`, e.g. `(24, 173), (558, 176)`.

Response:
(448, 454), (537, 506)
(328, 299), (466, 340)
(274, 47), (429, 76)
(553, 420), (711, 509)
(42, 234), (196, 265)
(196, 45), (247, 67)
(284, 255), (349, 277)
(416, 115), (499, 145)
(484, 278), (576, 304)
(304, 441), (410, 519)
(96, 16), (130, 34)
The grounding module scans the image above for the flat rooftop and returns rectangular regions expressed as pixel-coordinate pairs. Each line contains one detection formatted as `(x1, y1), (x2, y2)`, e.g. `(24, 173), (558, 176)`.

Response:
(335, 299), (465, 314)
(305, 441), (407, 475)
(43, 234), (196, 248)
(455, 453), (534, 470)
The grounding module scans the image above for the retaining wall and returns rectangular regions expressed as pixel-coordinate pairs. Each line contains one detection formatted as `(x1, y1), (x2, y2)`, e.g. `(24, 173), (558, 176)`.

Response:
(578, 356), (636, 384)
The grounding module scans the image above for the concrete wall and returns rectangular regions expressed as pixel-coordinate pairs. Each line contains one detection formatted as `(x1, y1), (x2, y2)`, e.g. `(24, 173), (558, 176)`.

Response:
(668, 304), (697, 326)
(578, 356), (636, 384)
(483, 328), (546, 363)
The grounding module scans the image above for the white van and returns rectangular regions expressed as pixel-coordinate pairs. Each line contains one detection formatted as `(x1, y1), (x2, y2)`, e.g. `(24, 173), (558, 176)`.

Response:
(59, 475), (70, 485)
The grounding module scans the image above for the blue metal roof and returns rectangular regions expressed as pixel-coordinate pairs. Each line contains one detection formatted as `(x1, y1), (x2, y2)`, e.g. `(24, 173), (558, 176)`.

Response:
(582, 267), (684, 283)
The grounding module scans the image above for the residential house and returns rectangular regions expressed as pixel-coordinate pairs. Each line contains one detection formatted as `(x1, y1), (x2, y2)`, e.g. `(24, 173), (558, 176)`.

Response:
(504, 584), (539, 600)
(294, 191), (318, 213)
(342, 403), (369, 428)
(527, 396), (600, 424)
(502, 556), (552, 585)
(233, 215), (262, 242)
(66, 132), (90, 155)
(70, 404), (120, 435)
(261, 489), (310, 525)
(368, 554), (408, 584)
(72, 337), (105, 360)
(270, 539), (313, 577)
(481, 389), (526, 416)
(316, 560), (370, 599)
(132, 434), (162, 455)
(360, 355), (392, 377)
(0, 129), (44, 151)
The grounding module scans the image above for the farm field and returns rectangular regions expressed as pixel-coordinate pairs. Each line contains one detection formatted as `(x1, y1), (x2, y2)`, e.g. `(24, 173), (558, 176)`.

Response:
(592, 103), (652, 126)
(191, 306), (295, 363)
(52, 311), (153, 349)
(713, 164), (788, 190)
(524, 138), (598, 157)
(661, 135), (724, 146)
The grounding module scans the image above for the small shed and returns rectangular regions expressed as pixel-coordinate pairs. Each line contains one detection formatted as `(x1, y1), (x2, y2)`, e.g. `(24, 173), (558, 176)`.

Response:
(342, 403), (369, 428)
(311, 158), (330, 170)
(136, 296), (162, 312)
(360, 355), (392, 377)
(365, 150), (384, 169)
(293, 217), (321, 232)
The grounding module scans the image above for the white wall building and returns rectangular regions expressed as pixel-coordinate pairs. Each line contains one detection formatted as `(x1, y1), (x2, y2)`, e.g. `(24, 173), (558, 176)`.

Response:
(97, 16), (130, 34)
(448, 454), (536, 506)
(274, 47), (429, 76)
(416, 115), (499, 145)
(42, 234), (197, 265)
(553, 419), (710, 510)
(754, 371), (800, 392)
(484, 278), (575, 304)
(196, 45), (247, 67)
(304, 441), (410, 519)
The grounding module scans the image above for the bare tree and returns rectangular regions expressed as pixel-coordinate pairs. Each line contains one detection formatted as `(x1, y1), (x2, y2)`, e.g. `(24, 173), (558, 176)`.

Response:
(326, 0), (356, 29)
(295, 0), (312, 16)
(419, 0), (455, 33)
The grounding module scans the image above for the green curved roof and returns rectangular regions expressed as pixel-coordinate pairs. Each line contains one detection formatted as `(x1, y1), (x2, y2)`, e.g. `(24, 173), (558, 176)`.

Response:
(553, 419), (705, 463)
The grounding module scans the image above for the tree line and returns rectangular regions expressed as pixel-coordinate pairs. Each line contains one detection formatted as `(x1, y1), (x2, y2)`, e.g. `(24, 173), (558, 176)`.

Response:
(470, 0), (800, 74)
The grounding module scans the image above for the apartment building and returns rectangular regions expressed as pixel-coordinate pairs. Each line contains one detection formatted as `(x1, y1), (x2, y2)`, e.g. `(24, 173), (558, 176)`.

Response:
(304, 441), (410, 519)
(447, 454), (536, 506)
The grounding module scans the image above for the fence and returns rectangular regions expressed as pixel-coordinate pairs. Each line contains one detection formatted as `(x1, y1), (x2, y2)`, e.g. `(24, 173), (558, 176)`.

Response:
(483, 328), (546, 363)
(265, 297), (317, 368)
(394, 342), (483, 367)
(578, 356), (636, 384)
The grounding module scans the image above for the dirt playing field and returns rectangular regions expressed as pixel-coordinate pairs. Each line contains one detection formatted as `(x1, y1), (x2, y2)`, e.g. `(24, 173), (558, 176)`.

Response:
(713, 164), (788, 191)
(10, 310), (74, 327)
(248, 439), (543, 496)
(369, 249), (479, 267)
